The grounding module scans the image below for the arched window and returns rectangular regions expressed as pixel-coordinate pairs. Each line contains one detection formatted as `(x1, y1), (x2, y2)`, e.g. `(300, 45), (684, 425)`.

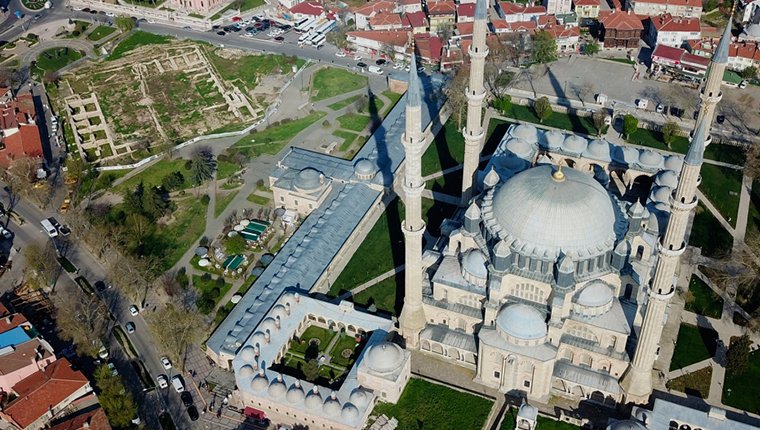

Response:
(636, 245), (645, 259)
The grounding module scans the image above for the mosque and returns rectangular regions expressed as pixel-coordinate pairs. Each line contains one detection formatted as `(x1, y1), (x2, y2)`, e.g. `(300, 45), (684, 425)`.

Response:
(207, 0), (741, 427)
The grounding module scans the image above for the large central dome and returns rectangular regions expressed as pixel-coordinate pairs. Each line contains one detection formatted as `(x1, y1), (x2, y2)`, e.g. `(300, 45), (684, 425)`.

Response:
(489, 164), (617, 259)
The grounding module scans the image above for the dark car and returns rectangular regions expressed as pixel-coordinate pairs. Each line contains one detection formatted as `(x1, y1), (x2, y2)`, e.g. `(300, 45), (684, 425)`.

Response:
(716, 114), (726, 124)
(231, 27), (241, 32)
(217, 31), (226, 36)
(94, 281), (107, 292)
(274, 36), (284, 41)
(82, 7), (91, 12)
(181, 391), (193, 407)
(375, 59), (387, 65)
(669, 106), (683, 118)
(279, 24), (291, 30)
(357, 62), (367, 68)
(89, 9), (97, 14)
(187, 406), (199, 422)
(212, 24), (220, 29)
(33, 14), (41, 20)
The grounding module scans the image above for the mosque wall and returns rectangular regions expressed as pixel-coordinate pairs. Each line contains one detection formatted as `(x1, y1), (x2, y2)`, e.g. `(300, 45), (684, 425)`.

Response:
(477, 345), (554, 399)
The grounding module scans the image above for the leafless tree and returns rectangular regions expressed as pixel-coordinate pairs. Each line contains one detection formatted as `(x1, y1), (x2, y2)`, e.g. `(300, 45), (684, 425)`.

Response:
(55, 290), (109, 356)
(444, 65), (470, 130)
(146, 302), (204, 369)
(22, 242), (60, 289)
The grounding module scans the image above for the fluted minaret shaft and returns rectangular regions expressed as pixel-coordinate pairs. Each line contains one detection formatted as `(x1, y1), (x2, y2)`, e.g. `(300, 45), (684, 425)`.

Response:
(399, 52), (427, 348)
(461, 0), (489, 205)
(695, 17), (731, 131)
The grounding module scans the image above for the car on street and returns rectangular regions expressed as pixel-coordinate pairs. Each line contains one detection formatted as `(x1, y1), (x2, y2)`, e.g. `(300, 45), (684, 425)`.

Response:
(81, 7), (91, 12)
(106, 11), (115, 17)
(129, 305), (139, 316)
(375, 59), (387, 66)
(157, 375), (168, 389)
(125, 322), (135, 334)
(181, 391), (193, 407)
(353, 54), (362, 61)
(717, 114), (726, 124)
(217, 31), (226, 36)
(656, 103), (664, 113)
(89, 10), (97, 14)
(98, 346), (109, 359)
(58, 225), (71, 236)
(171, 375), (185, 392)
(335, 51), (346, 57)
(274, 36), (284, 41)
(187, 405), (199, 421)
(357, 62), (367, 68)
(740, 80), (749, 89)
(161, 356), (172, 370)
(0, 226), (12, 239)
(33, 14), (41, 20)
(183, 26), (192, 30)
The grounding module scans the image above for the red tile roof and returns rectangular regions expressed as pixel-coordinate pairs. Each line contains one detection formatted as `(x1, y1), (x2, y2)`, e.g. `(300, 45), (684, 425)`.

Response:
(681, 51), (710, 67)
(414, 33), (443, 61)
(4, 359), (90, 429)
(0, 313), (29, 335)
(352, 0), (397, 16)
(500, 1), (547, 15)
(0, 124), (43, 168)
(573, 0), (599, 6)
(598, 9), (645, 30)
(544, 23), (580, 39)
(457, 3), (476, 17)
(634, 0), (701, 7)
(651, 13), (700, 32)
(652, 43), (687, 61)
(403, 11), (429, 28)
(536, 14), (558, 26)
(401, 0), (419, 4)
(289, 1), (323, 16)
(348, 30), (411, 47)
(457, 21), (475, 36)
(48, 407), (112, 430)
(370, 12), (403, 27)
(428, 0), (456, 15)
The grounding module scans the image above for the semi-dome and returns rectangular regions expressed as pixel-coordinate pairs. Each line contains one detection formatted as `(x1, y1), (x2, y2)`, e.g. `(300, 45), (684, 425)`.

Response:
(540, 130), (564, 149)
(496, 154), (527, 172)
(238, 364), (255, 378)
(496, 303), (547, 341)
(364, 342), (405, 374)
(250, 373), (268, 392)
(286, 384), (305, 403)
(650, 186), (673, 204)
(489, 165), (617, 259)
(510, 123), (538, 141)
(583, 139), (611, 161)
(323, 397), (341, 416)
(613, 146), (639, 165)
(349, 388), (369, 407)
(575, 281), (614, 307)
(294, 167), (323, 192)
(506, 138), (534, 159)
(462, 249), (488, 280)
(268, 378), (287, 398)
(655, 170), (679, 188)
(607, 420), (648, 430)
(638, 149), (663, 168)
(518, 401), (538, 419)
(562, 135), (588, 154)
(341, 403), (360, 421)
(240, 345), (256, 361)
(665, 155), (684, 171)
(305, 390), (323, 409)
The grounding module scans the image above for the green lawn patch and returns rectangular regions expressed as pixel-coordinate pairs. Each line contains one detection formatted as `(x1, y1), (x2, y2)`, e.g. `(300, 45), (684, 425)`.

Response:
(21, 0), (45, 10)
(328, 94), (361, 111)
(311, 67), (367, 102)
(685, 274), (723, 318)
(723, 350), (760, 414)
(352, 273), (402, 315)
(627, 128), (745, 165)
(291, 325), (336, 355)
(421, 118), (510, 177)
(698, 163), (742, 226)
(215, 190), (239, 217)
(75, 276), (95, 296)
(381, 90), (402, 113)
(131, 360), (157, 389)
(107, 31), (172, 61)
(112, 326), (138, 358)
(192, 274), (233, 305)
(328, 334), (361, 368)
(34, 47), (83, 73)
(80, 169), (131, 196)
(87, 26), (117, 41)
(669, 323), (718, 371)
(216, 160), (240, 180)
(747, 179), (760, 236)
(501, 411), (581, 430)
(209, 0), (265, 20)
(372, 378), (492, 430)
(334, 130), (359, 152)
(205, 47), (303, 92)
(158, 412), (176, 430)
(113, 158), (192, 195)
(688, 203), (733, 258)
(605, 57), (635, 65)
(500, 104), (597, 135)
(247, 193), (270, 205)
(666, 366), (712, 398)
(337, 113), (371, 132)
(232, 111), (326, 157)
(162, 197), (209, 267)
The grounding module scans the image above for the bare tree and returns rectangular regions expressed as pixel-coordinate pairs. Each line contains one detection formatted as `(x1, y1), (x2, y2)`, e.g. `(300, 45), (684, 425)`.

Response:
(22, 242), (60, 289)
(444, 65), (470, 130)
(55, 290), (109, 356)
(146, 301), (204, 369)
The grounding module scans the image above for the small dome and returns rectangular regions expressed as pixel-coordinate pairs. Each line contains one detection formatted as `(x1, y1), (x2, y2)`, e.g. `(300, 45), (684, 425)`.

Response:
(665, 155), (684, 171)
(576, 281), (614, 307)
(462, 249), (488, 279)
(655, 170), (679, 188)
(305, 390), (323, 409)
(268, 378), (287, 398)
(510, 124), (538, 142)
(260, 317), (277, 333)
(349, 389), (369, 407)
(341, 403), (360, 421)
(607, 420), (648, 430)
(240, 345), (256, 361)
(250, 373), (268, 392)
(613, 146), (639, 165)
(364, 342), (405, 374)
(355, 158), (376, 175)
(540, 130), (564, 149)
(646, 211), (660, 234)
(584, 139), (611, 160)
(518, 401), (538, 420)
(496, 304), (547, 341)
(638, 149), (663, 168)
(238, 364), (255, 378)
(294, 167), (323, 192)
(323, 397), (341, 416)
(650, 186), (672, 204)
(286, 384), (305, 403)
(506, 138), (534, 159)
(562, 135), (588, 154)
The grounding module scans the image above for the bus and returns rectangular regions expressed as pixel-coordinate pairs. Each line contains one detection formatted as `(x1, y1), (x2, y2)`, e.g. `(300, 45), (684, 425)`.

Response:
(314, 19), (336, 35)
(304, 18), (322, 32)
(293, 17), (308, 29)
(295, 17), (315, 32)
(311, 34), (326, 47)
(298, 32), (312, 44)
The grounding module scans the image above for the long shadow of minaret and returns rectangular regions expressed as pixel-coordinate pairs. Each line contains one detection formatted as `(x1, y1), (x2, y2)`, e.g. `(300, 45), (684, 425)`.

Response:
(546, 66), (590, 135)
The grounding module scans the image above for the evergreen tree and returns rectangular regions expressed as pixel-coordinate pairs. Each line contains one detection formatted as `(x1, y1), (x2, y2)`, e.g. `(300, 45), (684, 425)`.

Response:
(532, 30), (558, 64)
(727, 334), (752, 375)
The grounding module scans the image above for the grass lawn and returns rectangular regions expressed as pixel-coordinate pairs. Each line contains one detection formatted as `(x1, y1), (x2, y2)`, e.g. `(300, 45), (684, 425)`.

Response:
(107, 31), (172, 61)
(215, 190), (239, 217)
(334, 130), (359, 152)
(381, 90), (402, 113)
(685, 274), (724, 318)
(669, 323), (718, 371)
(216, 160), (240, 180)
(328, 94), (361, 111)
(421, 118), (510, 177)
(666, 366), (712, 398)
(426, 169), (463, 197)
(162, 197), (209, 267)
(501, 411), (581, 430)
(500, 104), (597, 135)
(206, 47), (303, 92)
(328, 334), (361, 368)
(723, 350), (760, 414)
(247, 193), (270, 205)
(232, 111), (326, 157)
(209, 0), (265, 20)
(688, 203), (733, 258)
(192, 274), (233, 305)
(113, 158), (192, 195)
(337, 113), (371, 132)
(699, 163), (742, 226)
(35, 48), (83, 73)
(372, 378), (492, 430)
(87, 26), (117, 41)
(311, 67), (368, 102)
(626, 128), (745, 165)
(351, 273), (402, 315)
(290, 325), (336, 355)
(80, 169), (132, 195)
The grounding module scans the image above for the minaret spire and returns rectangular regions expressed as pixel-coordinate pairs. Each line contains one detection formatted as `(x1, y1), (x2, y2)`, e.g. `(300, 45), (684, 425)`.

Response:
(460, 0), (489, 204)
(398, 41), (427, 347)
(694, 14), (732, 130)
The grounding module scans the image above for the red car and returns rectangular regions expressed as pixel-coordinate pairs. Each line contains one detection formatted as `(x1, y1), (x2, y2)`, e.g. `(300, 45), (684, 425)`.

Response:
(232, 16), (242, 22)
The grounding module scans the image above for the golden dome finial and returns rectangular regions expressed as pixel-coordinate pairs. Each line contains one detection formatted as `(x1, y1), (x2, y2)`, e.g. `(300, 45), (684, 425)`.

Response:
(553, 164), (565, 182)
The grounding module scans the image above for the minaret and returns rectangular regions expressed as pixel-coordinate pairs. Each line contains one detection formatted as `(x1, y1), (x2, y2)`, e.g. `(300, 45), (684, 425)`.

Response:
(694, 13), (732, 130)
(620, 106), (712, 403)
(398, 49), (427, 348)
(460, 0), (489, 205)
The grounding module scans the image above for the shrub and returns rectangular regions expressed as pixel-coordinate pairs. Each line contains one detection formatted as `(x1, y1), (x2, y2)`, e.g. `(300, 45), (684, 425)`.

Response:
(184, 159), (193, 170)
(210, 287), (221, 298)
(196, 295), (214, 314)
(215, 276), (226, 288)
(322, 120), (330, 128)
(72, 30), (80, 37)
(201, 194), (210, 205)
(201, 273), (212, 282)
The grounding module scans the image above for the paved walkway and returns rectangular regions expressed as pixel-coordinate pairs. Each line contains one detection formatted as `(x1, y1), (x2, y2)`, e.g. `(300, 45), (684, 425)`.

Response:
(734, 174), (753, 247)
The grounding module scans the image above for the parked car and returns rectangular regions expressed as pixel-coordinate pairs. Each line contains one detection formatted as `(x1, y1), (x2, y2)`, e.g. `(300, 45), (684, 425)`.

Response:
(107, 362), (118, 376)
(105, 11), (115, 17)
(171, 375), (185, 392)
(161, 356), (172, 370)
(187, 405), (199, 421)
(716, 114), (726, 124)
(181, 391), (193, 407)
(157, 375), (168, 389)
(97, 346), (109, 359)
(375, 59), (387, 66)
(0, 227), (12, 239)
(217, 31), (226, 36)
(274, 36), (284, 41)
(335, 51), (346, 57)
(656, 103), (664, 113)
(129, 305), (139, 316)
(356, 61), (367, 68)
(125, 322), (135, 334)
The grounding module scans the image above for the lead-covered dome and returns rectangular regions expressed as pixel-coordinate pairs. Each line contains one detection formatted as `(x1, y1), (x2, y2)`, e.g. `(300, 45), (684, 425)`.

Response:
(496, 303), (547, 343)
(294, 167), (323, 192)
(363, 342), (405, 374)
(607, 420), (647, 430)
(489, 165), (617, 259)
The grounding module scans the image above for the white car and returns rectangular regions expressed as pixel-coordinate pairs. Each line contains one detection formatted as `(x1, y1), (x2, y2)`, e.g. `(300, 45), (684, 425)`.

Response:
(128, 305), (139, 316)
(107, 362), (118, 376)
(105, 11), (115, 17)
(393, 62), (402, 70)
(335, 51), (346, 57)
(157, 375), (169, 389)
(171, 375), (185, 393)
(161, 356), (172, 370)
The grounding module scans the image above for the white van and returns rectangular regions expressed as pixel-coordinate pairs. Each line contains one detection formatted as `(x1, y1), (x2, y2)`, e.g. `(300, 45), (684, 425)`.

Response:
(171, 375), (185, 392)
(368, 65), (383, 75)
(40, 218), (58, 238)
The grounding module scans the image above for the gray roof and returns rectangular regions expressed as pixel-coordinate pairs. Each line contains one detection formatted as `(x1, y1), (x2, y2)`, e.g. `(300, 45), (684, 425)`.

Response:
(478, 326), (557, 361)
(496, 303), (547, 340)
(475, 0), (487, 21)
(422, 295), (482, 319)
(553, 360), (621, 394)
(714, 17), (733, 64)
(208, 77), (445, 357)
(570, 299), (632, 335)
(420, 324), (478, 352)
(646, 397), (760, 430)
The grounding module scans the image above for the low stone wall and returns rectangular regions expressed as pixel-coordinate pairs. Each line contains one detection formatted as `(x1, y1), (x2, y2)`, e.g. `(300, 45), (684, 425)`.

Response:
(70, 0), (212, 30)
